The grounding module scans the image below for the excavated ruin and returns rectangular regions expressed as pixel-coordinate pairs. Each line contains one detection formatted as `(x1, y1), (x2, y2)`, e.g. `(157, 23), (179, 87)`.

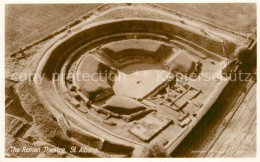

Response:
(6, 4), (256, 158)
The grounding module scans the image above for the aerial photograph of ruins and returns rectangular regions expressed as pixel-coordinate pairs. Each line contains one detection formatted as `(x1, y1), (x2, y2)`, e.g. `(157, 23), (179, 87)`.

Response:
(4, 3), (257, 158)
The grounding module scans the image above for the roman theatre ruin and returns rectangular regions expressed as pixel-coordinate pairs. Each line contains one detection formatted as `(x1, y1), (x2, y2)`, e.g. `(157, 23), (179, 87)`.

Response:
(33, 6), (254, 157)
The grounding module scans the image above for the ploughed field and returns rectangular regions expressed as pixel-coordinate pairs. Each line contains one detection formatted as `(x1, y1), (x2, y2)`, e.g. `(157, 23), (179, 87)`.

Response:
(5, 4), (101, 54)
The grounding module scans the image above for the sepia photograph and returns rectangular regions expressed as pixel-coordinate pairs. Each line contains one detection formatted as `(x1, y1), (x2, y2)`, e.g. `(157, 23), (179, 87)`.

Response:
(3, 2), (257, 159)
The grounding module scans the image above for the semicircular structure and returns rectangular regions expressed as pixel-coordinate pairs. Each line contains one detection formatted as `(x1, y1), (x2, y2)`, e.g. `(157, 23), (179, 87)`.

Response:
(34, 16), (246, 157)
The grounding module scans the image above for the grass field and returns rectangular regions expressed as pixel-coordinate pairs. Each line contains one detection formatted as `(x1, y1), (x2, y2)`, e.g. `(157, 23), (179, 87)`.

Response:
(158, 3), (256, 33)
(5, 4), (101, 54)
(5, 4), (256, 54)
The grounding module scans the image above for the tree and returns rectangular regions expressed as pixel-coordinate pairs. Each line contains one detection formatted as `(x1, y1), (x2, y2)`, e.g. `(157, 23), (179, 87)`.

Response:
(233, 45), (252, 64)
(141, 143), (168, 157)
